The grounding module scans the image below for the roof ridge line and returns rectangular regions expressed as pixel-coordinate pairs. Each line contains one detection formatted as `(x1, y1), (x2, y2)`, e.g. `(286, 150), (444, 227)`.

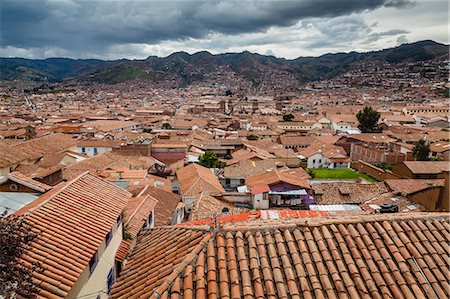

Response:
(151, 231), (214, 298)
(137, 184), (150, 197)
(127, 195), (150, 223)
(184, 176), (201, 195)
(294, 212), (450, 227)
(15, 170), (91, 216)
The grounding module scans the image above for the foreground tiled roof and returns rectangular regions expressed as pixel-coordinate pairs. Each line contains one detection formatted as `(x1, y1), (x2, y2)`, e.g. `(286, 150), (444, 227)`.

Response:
(111, 213), (450, 299)
(16, 172), (131, 298)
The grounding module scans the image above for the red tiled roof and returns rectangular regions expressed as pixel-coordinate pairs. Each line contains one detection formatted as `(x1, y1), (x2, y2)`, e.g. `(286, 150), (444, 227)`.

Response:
(176, 163), (225, 197)
(124, 194), (158, 237)
(111, 213), (450, 299)
(313, 182), (388, 204)
(188, 192), (248, 222)
(16, 172), (131, 298)
(403, 161), (450, 174)
(116, 194), (159, 262)
(179, 209), (327, 227)
(8, 171), (53, 192)
(385, 179), (445, 195)
(138, 186), (182, 226)
(246, 169), (311, 190)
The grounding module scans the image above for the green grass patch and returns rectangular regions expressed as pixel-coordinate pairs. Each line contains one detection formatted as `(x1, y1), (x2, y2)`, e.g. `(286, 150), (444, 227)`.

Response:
(307, 168), (378, 182)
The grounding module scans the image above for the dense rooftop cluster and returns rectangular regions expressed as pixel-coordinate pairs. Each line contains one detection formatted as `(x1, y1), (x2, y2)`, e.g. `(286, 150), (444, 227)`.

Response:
(0, 47), (449, 299)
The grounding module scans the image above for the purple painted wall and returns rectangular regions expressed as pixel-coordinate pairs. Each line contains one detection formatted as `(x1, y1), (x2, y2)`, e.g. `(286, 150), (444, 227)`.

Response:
(269, 182), (298, 192)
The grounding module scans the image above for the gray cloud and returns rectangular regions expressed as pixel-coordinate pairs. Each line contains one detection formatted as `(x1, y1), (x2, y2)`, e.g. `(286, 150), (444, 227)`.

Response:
(0, 0), (415, 57)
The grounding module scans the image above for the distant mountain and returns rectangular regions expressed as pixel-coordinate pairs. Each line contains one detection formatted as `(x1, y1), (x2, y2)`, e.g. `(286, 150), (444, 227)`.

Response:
(1, 40), (447, 85)
(0, 58), (115, 82)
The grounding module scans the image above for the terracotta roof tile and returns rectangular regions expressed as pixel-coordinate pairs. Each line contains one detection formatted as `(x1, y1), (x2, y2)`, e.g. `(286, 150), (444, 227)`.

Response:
(176, 163), (225, 197)
(8, 171), (53, 192)
(188, 192), (248, 222)
(16, 172), (131, 298)
(112, 212), (449, 299)
(138, 186), (181, 226)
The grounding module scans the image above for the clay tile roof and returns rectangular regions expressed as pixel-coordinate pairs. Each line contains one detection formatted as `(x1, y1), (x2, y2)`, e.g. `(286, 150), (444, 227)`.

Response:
(16, 172), (131, 298)
(124, 194), (158, 237)
(176, 163), (225, 197)
(116, 194), (159, 262)
(7, 171), (53, 192)
(0, 143), (30, 168)
(111, 212), (450, 299)
(430, 141), (450, 153)
(224, 159), (284, 179)
(246, 169), (311, 190)
(346, 133), (397, 144)
(139, 186), (182, 226)
(313, 182), (389, 204)
(385, 179), (445, 195)
(14, 133), (78, 162)
(403, 161), (450, 174)
(188, 192), (248, 221)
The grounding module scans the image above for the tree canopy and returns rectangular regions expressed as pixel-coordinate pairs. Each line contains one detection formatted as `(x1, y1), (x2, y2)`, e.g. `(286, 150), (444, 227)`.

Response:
(412, 139), (430, 161)
(0, 211), (41, 298)
(198, 150), (226, 168)
(356, 106), (381, 133)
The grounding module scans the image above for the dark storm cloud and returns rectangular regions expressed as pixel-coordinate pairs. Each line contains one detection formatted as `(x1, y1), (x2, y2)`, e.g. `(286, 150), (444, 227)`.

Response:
(0, 0), (415, 53)
(364, 29), (410, 43)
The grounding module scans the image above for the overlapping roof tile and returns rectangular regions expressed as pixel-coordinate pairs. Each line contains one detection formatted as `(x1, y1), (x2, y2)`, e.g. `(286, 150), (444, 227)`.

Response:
(15, 172), (131, 298)
(111, 212), (450, 299)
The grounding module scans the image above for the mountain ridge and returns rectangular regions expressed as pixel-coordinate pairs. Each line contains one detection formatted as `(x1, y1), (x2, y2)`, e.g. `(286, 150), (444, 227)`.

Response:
(1, 40), (447, 85)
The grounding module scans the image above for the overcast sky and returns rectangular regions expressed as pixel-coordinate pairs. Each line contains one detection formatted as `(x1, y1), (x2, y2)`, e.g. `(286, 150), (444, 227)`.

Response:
(0, 0), (448, 60)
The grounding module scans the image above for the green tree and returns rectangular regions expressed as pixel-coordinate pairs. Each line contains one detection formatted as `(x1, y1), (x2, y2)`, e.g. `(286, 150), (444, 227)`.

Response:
(356, 106), (381, 133)
(412, 139), (430, 161)
(198, 150), (226, 168)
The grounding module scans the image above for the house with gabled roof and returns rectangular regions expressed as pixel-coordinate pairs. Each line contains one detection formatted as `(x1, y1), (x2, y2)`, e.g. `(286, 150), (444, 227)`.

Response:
(175, 163), (225, 213)
(298, 143), (350, 169)
(246, 169), (313, 209)
(14, 172), (132, 299)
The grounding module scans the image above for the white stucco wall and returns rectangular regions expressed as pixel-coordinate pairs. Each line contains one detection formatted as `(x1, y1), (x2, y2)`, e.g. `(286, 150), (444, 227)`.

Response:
(307, 153), (327, 168)
(77, 146), (113, 157)
(66, 221), (123, 299)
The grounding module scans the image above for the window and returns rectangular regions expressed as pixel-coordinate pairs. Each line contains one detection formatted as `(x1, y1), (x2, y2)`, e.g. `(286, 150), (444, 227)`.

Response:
(107, 267), (115, 294)
(225, 179), (231, 186)
(81, 147), (86, 154)
(105, 229), (112, 246)
(240, 179), (245, 185)
(312, 159), (316, 164)
(148, 213), (153, 227)
(89, 251), (98, 274)
(93, 147), (98, 155)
